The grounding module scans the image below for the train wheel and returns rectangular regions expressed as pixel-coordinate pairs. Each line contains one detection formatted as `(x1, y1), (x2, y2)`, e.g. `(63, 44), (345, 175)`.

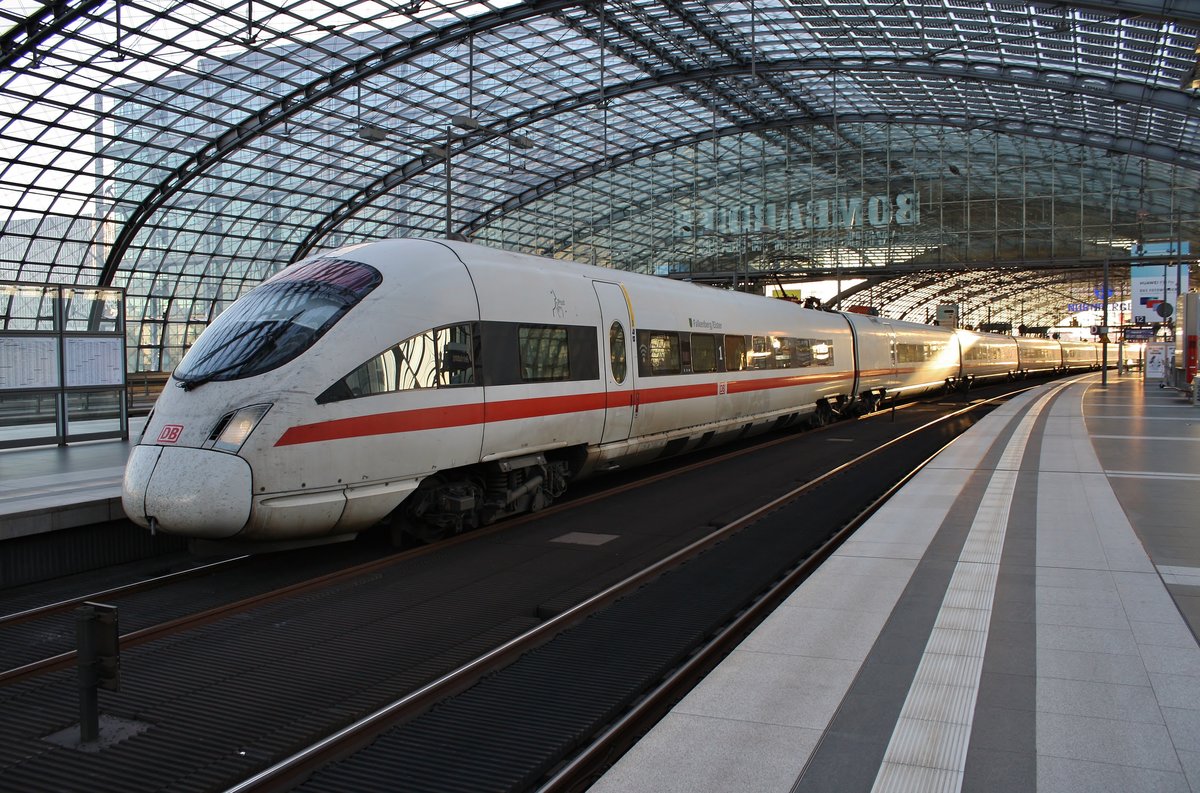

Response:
(388, 474), (484, 545)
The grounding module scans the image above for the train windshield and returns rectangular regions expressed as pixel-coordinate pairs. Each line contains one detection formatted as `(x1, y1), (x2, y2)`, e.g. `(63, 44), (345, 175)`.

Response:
(173, 259), (381, 389)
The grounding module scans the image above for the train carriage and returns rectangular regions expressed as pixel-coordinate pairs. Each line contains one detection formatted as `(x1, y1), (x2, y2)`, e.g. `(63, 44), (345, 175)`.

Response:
(843, 314), (958, 408)
(1060, 340), (1103, 371)
(956, 329), (1020, 386)
(1014, 336), (1063, 377)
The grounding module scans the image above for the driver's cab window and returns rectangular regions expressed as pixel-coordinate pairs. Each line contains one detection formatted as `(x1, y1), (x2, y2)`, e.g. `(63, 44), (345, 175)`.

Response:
(436, 324), (475, 386)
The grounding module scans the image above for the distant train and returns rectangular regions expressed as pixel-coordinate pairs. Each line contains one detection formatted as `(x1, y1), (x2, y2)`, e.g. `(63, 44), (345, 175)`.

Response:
(122, 239), (1103, 544)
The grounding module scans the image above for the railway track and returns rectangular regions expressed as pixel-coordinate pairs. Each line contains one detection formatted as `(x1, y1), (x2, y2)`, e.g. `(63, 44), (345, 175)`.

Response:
(229, 389), (1012, 793)
(0, 389), (933, 687)
(0, 381), (1041, 792)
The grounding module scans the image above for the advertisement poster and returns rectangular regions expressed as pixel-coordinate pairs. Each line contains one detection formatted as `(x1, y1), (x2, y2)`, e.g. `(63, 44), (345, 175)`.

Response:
(1130, 241), (1190, 325)
(1144, 342), (1167, 380)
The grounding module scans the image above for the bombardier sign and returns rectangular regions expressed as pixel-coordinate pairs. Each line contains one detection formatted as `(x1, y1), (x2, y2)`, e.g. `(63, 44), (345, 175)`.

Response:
(680, 192), (920, 236)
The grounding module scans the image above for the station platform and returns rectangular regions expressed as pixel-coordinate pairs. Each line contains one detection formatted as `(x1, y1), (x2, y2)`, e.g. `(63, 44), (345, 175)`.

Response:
(0, 417), (145, 541)
(593, 372), (1200, 793)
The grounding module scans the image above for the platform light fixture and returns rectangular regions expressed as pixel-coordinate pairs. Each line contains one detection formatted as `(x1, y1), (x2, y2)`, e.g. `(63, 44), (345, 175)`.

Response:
(450, 114), (484, 131)
(356, 123), (390, 142)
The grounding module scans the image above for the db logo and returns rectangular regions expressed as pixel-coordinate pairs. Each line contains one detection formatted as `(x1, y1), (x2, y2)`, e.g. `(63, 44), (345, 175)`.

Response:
(157, 424), (184, 444)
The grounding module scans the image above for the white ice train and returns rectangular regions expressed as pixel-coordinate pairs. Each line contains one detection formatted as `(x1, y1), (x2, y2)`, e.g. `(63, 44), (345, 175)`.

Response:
(122, 239), (1102, 544)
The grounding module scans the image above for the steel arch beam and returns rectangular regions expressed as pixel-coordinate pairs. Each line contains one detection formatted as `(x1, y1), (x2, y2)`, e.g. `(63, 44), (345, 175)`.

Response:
(97, 0), (585, 285)
(460, 113), (1197, 243)
(299, 57), (1200, 257)
(98, 8), (1200, 280)
(1, 0), (108, 72)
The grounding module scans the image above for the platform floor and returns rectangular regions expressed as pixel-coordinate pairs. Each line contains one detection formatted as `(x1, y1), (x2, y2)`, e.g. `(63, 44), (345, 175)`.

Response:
(0, 417), (145, 540)
(593, 372), (1200, 793)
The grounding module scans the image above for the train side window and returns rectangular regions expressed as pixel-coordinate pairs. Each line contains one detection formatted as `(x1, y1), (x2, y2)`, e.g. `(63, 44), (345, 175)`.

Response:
(749, 335), (774, 369)
(637, 330), (681, 376)
(692, 334), (717, 373)
(518, 325), (570, 381)
(770, 336), (792, 369)
(793, 338), (813, 367)
(896, 342), (924, 363)
(724, 335), (747, 371)
(812, 340), (834, 366)
(331, 348), (398, 400)
(609, 321), (627, 383)
(318, 323), (475, 403)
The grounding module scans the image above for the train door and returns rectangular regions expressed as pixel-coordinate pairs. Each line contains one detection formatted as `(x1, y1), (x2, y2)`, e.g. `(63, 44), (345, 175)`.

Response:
(882, 321), (903, 392)
(593, 281), (636, 444)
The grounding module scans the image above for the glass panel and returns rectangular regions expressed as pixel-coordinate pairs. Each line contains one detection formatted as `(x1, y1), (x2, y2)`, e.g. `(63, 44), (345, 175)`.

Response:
(724, 335), (747, 371)
(812, 340), (834, 366)
(518, 326), (570, 381)
(65, 390), (123, 436)
(637, 331), (680, 376)
(793, 338), (814, 367)
(748, 335), (774, 369)
(396, 331), (438, 390)
(322, 348), (397, 402)
(0, 285), (58, 332)
(0, 392), (59, 445)
(325, 322), (484, 401)
(692, 333), (717, 373)
(770, 336), (791, 369)
(62, 288), (124, 333)
(436, 324), (475, 387)
(174, 259), (381, 387)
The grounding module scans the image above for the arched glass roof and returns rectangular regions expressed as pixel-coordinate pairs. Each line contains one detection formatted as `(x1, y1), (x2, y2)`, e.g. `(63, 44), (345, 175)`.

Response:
(2, 1), (1198, 370)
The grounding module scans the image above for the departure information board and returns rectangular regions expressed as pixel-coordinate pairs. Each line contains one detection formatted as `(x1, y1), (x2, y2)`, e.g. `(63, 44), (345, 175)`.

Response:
(64, 337), (125, 387)
(0, 336), (60, 390)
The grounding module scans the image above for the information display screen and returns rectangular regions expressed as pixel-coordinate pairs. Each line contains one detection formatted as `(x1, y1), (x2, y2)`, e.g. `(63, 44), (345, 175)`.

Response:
(0, 336), (60, 390)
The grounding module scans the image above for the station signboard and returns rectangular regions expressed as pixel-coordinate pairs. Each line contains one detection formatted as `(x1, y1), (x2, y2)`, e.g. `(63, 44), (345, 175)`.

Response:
(1123, 326), (1154, 341)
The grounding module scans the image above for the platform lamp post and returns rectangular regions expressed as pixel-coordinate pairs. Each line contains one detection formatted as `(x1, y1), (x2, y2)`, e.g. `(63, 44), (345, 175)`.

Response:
(1102, 257), (1109, 387)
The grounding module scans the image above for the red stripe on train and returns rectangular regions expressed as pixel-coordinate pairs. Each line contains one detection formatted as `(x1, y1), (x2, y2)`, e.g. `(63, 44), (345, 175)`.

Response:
(275, 372), (855, 446)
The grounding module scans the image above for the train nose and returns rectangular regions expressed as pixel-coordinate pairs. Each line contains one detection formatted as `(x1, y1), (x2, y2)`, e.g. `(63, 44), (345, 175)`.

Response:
(123, 445), (253, 538)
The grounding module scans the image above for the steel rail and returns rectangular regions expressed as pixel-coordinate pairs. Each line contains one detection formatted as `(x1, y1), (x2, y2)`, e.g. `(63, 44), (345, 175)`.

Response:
(536, 424), (958, 792)
(0, 540), (449, 686)
(0, 555), (252, 627)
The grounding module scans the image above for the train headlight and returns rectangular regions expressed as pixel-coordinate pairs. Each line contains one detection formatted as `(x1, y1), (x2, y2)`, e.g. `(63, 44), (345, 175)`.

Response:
(210, 404), (272, 453)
